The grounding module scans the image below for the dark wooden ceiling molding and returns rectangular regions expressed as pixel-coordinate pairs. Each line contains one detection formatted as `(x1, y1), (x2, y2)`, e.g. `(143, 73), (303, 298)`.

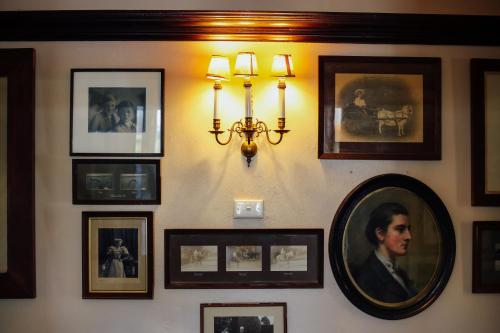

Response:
(0, 10), (499, 45)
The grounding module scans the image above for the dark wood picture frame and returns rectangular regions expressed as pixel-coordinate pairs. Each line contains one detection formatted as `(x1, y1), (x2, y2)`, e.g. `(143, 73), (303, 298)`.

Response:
(165, 229), (323, 289)
(0, 48), (36, 298)
(471, 59), (500, 206)
(329, 174), (455, 319)
(82, 211), (154, 299)
(72, 159), (161, 205)
(318, 56), (441, 160)
(70, 68), (165, 157)
(201, 302), (287, 333)
(473, 221), (500, 293)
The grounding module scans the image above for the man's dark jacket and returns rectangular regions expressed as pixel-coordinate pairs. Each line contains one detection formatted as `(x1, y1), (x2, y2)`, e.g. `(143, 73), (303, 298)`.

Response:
(355, 252), (416, 303)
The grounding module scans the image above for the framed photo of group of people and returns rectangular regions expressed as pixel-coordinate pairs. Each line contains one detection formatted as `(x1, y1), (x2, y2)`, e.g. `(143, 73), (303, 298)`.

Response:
(165, 229), (323, 289)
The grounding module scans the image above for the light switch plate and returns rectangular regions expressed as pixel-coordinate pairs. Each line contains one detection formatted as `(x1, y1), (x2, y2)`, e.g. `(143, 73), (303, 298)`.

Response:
(234, 200), (264, 219)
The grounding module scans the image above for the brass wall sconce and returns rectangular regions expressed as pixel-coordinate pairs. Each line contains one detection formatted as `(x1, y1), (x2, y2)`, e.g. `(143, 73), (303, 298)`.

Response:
(207, 52), (295, 167)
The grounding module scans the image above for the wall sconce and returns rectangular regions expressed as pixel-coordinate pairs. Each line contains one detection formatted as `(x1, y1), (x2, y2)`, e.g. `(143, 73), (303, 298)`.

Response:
(207, 52), (294, 167)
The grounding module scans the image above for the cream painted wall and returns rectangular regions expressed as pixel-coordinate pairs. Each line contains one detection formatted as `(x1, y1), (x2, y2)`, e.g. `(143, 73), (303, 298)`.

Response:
(0, 39), (499, 333)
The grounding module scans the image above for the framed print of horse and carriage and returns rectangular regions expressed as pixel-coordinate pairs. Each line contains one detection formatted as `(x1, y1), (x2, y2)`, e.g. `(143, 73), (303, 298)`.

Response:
(164, 229), (323, 289)
(318, 56), (441, 160)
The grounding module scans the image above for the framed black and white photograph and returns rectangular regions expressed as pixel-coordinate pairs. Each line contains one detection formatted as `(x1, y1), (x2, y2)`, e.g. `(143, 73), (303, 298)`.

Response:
(318, 56), (441, 160)
(329, 174), (455, 319)
(201, 303), (287, 333)
(471, 59), (500, 206)
(82, 211), (153, 299)
(70, 69), (164, 156)
(165, 229), (323, 289)
(72, 159), (160, 204)
(473, 221), (500, 293)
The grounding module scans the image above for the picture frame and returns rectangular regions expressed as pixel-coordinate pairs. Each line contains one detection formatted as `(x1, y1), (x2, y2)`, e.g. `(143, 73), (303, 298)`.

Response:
(471, 59), (500, 206)
(82, 211), (154, 299)
(318, 56), (441, 160)
(0, 49), (36, 298)
(72, 159), (161, 205)
(329, 174), (455, 319)
(473, 221), (500, 293)
(201, 303), (287, 333)
(165, 229), (323, 289)
(70, 68), (164, 156)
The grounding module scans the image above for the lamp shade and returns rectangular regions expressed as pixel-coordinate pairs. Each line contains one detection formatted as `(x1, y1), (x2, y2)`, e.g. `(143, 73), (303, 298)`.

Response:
(206, 55), (230, 81)
(234, 52), (259, 77)
(271, 54), (295, 78)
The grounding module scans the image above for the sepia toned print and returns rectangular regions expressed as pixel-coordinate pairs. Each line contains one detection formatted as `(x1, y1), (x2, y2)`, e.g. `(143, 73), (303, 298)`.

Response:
(181, 246), (218, 272)
(226, 246), (262, 272)
(334, 73), (423, 143)
(270, 246), (307, 272)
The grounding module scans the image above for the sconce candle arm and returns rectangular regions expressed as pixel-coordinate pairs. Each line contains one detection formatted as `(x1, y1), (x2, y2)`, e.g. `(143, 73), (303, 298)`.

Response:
(210, 119), (244, 146)
(256, 118), (290, 145)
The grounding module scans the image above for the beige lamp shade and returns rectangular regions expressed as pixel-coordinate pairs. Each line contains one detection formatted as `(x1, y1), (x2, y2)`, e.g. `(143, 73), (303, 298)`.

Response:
(271, 54), (295, 78)
(206, 55), (230, 81)
(234, 52), (259, 77)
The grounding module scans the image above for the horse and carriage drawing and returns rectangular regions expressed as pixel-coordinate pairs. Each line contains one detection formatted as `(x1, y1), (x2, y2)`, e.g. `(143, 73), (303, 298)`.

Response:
(341, 88), (415, 138)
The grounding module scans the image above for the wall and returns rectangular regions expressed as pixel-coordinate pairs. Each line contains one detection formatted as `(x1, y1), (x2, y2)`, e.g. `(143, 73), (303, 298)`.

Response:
(1, 2), (500, 333)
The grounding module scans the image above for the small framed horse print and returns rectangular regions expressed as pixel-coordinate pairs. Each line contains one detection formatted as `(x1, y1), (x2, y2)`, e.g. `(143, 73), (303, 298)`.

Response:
(164, 229), (323, 289)
(318, 56), (441, 160)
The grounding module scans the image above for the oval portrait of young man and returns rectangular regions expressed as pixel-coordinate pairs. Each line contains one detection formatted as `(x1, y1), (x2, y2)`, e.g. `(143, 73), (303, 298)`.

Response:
(329, 174), (455, 319)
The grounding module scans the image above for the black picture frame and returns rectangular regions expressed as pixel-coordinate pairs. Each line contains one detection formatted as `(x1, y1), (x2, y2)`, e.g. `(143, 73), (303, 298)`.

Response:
(200, 302), (287, 333)
(82, 211), (154, 299)
(471, 59), (500, 206)
(72, 159), (161, 205)
(473, 221), (500, 293)
(329, 174), (455, 319)
(165, 229), (323, 289)
(318, 56), (441, 160)
(70, 68), (164, 157)
(0, 48), (36, 298)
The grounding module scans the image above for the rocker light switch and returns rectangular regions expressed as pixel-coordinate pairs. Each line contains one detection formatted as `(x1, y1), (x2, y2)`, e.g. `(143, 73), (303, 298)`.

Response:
(234, 200), (264, 219)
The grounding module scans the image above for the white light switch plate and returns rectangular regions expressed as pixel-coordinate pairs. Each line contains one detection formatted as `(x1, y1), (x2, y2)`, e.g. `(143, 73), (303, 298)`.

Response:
(234, 200), (264, 219)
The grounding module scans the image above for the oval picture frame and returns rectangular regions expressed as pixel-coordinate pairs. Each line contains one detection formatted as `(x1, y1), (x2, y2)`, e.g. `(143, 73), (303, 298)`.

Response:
(329, 174), (455, 319)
